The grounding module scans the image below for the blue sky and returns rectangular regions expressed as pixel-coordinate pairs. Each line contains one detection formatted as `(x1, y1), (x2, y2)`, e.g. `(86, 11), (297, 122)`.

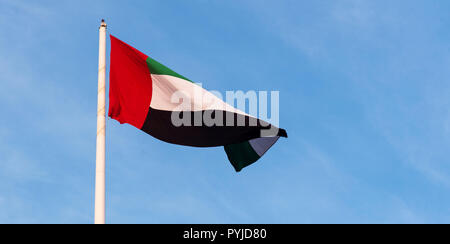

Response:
(1, 0), (450, 223)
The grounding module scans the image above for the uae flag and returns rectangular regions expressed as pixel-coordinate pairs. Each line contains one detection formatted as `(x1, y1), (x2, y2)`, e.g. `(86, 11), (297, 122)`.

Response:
(108, 35), (287, 172)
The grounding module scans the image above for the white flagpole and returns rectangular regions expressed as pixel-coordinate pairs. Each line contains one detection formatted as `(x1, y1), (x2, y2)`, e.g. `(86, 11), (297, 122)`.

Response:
(95, 19), (107, 224)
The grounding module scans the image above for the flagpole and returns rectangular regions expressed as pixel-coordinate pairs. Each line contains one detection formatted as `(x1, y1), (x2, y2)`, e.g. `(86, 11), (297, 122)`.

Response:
(95, 19), (107, 224)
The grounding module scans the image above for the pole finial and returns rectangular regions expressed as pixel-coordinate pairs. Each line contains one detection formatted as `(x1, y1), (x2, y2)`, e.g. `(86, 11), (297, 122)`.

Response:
(100, 19), (107, 28)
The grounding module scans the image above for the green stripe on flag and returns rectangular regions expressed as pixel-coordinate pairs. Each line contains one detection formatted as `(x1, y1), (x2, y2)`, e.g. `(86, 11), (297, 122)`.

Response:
(224, 141), (260, 172)
(146, 57), (193, 82)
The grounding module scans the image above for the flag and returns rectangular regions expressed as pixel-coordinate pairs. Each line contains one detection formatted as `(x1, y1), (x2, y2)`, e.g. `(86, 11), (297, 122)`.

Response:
(108, 35), (287, 172)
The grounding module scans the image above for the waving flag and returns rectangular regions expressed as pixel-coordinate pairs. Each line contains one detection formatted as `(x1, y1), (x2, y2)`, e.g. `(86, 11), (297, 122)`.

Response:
(108, 35), (287, 172)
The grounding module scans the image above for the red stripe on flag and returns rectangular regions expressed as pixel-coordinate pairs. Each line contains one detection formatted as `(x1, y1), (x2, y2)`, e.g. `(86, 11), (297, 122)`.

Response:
(108, 35), (153, 129)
